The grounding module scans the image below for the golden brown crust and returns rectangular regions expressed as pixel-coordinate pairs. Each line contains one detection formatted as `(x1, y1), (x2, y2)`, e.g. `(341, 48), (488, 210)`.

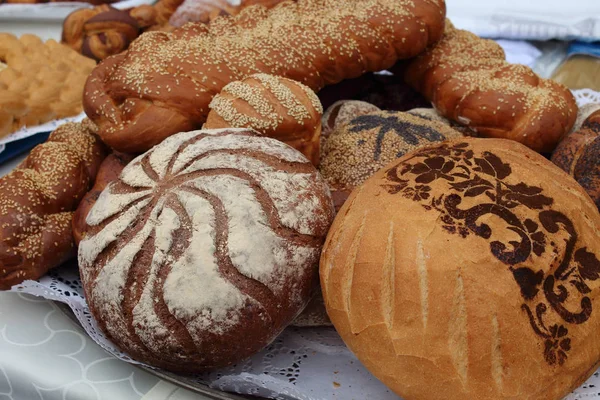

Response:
(321, 137), (600, 400)
(404, 22), (577, 153)
(169, 0), (283, 27)
(83, 0), (447, 153)
(204, 74), (322, 165)
(0, 34), (96, 138)
(62, 6), (140, 62)
(0, 121), (108, 290)
(552, 109), (600, 210)
(72, 152), (135, 246)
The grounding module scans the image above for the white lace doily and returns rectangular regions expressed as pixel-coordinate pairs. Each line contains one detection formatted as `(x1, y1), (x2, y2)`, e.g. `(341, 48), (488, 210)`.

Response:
(9, 89), (600, 400)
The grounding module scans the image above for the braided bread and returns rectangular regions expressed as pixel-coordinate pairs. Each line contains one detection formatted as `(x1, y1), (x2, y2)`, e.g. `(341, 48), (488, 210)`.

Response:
(552, 109), (600, 210)
(204, 74), (323, 165)
(62, 6), (140, 62)
(0, 34), (96, 138)
(403, 22), (577, 153)
(83, 0), (447, 153)
(0, 121), (107, 290)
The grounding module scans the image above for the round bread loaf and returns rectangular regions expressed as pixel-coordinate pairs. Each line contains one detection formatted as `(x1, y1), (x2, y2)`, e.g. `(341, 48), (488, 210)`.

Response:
(552, 109), (600, 210)
(79, 128), (335, 372)
(321, 100), (381, 139)
(204, 74), (323, 166)
(320, 111), (462, 210)
(321, 138), (600, 400)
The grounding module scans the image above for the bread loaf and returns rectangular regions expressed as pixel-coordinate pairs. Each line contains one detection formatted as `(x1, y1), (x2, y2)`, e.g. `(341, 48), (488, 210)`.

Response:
(321, 138), (600, 400)
(0, 121), (107, 290)
(552, 109), (600, 210)
(83, 0), (447, 153)
(78, 128), (334, 371)
(403, 22), (577, 153)
(72, 152), (134, 246)
(320, 111), (462, 211)
(321, 100), (381, 139)
(204, 74), (323, 165)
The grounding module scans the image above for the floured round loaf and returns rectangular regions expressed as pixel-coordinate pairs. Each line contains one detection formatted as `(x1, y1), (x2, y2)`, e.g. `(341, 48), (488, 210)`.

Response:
(321, 138), (600, 400)
(79, 128), (335, 372)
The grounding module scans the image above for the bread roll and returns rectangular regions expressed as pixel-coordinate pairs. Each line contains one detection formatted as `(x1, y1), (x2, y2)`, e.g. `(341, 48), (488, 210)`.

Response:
(204, 74), (322, 165)
(321, 138), (600, 400)
(320, 111), (462, 210)
(552, 109), (600, 210)
(79, 128), (334, 372)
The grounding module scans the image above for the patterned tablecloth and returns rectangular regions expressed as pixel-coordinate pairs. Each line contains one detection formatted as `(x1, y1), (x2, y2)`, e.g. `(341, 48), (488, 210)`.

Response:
(0, 292), (210, 400)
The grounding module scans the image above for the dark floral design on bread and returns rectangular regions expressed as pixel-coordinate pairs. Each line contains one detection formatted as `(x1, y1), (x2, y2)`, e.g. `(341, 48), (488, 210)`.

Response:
(383, 141), (600, 366)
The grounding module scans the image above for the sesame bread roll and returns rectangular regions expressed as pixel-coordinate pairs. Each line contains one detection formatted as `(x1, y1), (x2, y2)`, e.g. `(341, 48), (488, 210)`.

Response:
(205, 74), (323, 165)
(403, 22), (577, 153)
(83, 0), (447, 153)
(0, 120), (107, 290)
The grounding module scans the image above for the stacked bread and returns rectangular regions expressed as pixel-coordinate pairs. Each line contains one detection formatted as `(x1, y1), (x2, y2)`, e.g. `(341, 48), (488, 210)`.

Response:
(0, 34), (96, 138)
(3, 3), (600, 399)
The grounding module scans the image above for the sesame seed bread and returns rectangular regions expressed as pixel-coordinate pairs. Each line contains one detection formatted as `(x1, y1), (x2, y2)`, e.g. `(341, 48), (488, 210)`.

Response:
(204, 74), (323, 165)
(403, 22), (577, 153)
(78, 128), (335, 372)
(0, 120), (107, 290)
(552, 109), (600, 211)
(321, 138), (600, 400)
(83, 0), (447, 153)
(320, 110), (462, 211)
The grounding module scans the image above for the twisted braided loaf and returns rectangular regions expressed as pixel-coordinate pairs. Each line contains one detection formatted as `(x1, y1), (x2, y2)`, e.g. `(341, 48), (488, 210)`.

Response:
(0, 120), (107, 290)
(403, 22), (577, 153)
(84, 0), (446, 153)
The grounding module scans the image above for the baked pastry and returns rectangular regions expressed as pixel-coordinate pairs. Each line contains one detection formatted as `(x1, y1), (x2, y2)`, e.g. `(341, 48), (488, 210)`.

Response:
(321, 100), (381, 140)
(321, 138), (600, 400)
(320, 111), (462, 211)
(2, 0), (117, 4)
(552, 109), (600, 210)
(0, 34), (96, 138)
(169, 0), (282, 27)
(83, 0), (447, 153)
(403, 22), (577, 153)
(0, 120), (107, 290)
(78, 128), (335, 371)
(72, 152), (134, 246)
(62, 6), (140, 62)
(204, 74), (322, 165)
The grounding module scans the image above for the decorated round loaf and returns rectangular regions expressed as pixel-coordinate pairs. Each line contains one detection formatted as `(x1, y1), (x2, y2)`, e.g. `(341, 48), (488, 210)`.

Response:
(321, 138), (600, 400)
(79, 128), (335, 372)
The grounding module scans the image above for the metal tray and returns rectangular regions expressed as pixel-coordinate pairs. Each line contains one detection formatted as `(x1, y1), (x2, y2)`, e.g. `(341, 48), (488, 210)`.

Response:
(56, 302), (257, 400)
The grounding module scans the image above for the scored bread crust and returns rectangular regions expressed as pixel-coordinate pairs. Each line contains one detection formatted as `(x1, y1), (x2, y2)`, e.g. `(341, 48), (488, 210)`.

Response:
(403, 22), (577, 153)
(78, 128), (334, 372)
(83, 0), (447, 153)
(204, 73), (323, 165)
(321, 137), (600, 400)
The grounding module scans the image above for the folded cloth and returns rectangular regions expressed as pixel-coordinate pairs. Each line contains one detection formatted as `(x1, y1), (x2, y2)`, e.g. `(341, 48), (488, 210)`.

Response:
(447, 0), (600, 41)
